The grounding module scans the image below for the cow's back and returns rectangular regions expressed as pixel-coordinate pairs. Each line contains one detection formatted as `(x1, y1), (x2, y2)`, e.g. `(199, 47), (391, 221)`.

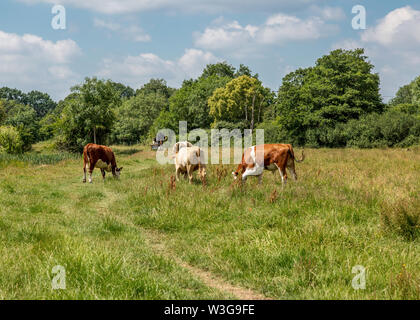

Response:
(84, 143), (115, 164)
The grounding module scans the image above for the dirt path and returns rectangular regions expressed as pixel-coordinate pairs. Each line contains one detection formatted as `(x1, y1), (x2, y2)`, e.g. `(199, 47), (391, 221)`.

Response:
(141, 228), (271, 300)
(97, 159), (271, 300)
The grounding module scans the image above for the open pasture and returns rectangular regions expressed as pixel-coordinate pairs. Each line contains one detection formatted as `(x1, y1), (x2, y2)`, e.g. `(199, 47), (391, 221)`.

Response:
(0, 146), (419, 299)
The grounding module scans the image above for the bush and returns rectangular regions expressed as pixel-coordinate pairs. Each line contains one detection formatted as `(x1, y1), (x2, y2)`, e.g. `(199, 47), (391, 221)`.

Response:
(0, 126), (24, 154)
(344, 111), (420, 148)
(256, 120), (290, 144)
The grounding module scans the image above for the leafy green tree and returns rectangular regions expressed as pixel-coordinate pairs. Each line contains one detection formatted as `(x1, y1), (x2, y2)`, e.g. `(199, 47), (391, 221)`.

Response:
(200, 62), (236, 79)
(411, 76), (420, 106)
(169, 75), (230, 130)
(235, 64), (259, 79)
(389, 84), (413, 106)
(55, 78), (121, 152)
(24, 91), (57, 118)
(5, 103), (39, 151)
(0, 87), (56, 119)
(136, 79), (175, 99)
(70, 77), (121, 144)
(0, 100), (5, 124)
(208, 75), (269, 130)
(0, 87), (25, 102)
(111, 91), (168, 144)
(0, 126), (24, 154)
(274, 48), (384, 146)
(110, 82), (135, 100)
(388, 76), (420, 117)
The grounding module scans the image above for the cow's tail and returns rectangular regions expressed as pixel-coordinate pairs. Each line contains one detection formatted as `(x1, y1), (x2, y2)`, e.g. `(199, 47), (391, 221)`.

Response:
(197, 148), (202, 170)
(288, 148), (305, 163)
(83, 146), (90, 167)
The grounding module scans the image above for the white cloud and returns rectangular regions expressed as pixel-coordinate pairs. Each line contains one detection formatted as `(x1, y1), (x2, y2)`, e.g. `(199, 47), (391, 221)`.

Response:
(97, 49), (220, 88)
(0, 30), (81, 99)
(93, 18), (151, 42)
(194, 12), (337, 52)
(93, 18), (120, 31)
(309, 6), (346, 21)
(332, 6), (420, 100)
(18, 0), (329, 14)
(361, 6), (420, 46)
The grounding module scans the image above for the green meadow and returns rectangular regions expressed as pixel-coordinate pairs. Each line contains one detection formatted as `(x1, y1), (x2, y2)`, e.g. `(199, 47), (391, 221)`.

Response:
(0, 145), (419, 299)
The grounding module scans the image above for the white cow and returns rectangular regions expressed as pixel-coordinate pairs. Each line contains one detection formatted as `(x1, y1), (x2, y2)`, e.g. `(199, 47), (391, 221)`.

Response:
(174, 146), (206, 184)
(172, 141), (193, 154)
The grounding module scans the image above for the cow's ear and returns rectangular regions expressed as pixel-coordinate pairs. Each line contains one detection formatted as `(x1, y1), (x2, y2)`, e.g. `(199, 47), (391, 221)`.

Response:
(119, 167), (123, 171)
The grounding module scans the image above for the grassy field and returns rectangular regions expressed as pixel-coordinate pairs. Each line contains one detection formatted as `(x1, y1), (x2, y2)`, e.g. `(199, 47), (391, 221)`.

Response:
(0, 145), (419, 299)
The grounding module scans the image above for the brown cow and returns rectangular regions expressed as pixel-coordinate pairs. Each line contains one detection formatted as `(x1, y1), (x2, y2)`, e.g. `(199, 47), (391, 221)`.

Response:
(83, 143), (123, 183)
(232, 144), (304, 186)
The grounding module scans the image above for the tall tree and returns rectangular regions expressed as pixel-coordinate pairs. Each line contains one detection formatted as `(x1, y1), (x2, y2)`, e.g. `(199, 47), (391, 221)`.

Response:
(169, 75), (231, 129)
(136, 79), (175, 99)
(274, 48), (383, 145)
(208, 75), (268, 130)
(200, 62), (236, 79)
(5, 103), (39, 151)
(111, 91), (168, 144)
(110, 82), (135, 100)
(70, 77), (121, 144)
(25, 90), (57, 118)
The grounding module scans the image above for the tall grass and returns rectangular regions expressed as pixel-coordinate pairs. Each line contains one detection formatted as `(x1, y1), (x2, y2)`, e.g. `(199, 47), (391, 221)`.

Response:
(0, 152), (79, 166)
(0, 146), (419, 299)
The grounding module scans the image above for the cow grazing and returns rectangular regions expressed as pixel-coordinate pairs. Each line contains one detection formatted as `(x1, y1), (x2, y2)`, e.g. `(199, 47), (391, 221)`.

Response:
(174, 146), (206, 184)
(172, 141), (193, 154)
(232, 144), (304, 186)
(83, 143), (123, 183)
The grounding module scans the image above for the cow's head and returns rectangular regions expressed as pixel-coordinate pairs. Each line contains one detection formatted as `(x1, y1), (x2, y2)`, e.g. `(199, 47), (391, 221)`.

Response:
(113, 167), (123, 179)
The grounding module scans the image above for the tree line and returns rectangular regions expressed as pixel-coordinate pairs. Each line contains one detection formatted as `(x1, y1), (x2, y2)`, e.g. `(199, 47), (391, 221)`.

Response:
(0, 48), (419, 154)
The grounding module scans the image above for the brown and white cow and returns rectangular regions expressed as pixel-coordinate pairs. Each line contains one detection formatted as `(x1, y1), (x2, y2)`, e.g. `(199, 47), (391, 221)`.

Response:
(83, 143), (123, 183)
(174, 146), (206, 184)
(232, 144), (304, 186)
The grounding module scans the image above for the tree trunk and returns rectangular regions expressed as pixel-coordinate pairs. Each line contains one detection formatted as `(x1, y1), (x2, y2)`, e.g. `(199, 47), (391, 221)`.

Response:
(250, 94), (256, 131)
(93, 126), (97, 144)
(258, 97), (265, 123)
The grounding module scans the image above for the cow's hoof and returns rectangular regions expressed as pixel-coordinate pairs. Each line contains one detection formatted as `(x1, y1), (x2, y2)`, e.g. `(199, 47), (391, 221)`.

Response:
(82, 179), (86, 183)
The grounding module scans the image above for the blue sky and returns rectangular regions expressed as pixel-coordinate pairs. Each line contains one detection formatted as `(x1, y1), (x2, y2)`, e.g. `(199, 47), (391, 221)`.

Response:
(0, 0), (419, 101)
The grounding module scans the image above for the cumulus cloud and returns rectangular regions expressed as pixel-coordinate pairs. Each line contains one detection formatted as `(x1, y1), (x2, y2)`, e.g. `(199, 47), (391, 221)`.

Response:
(0, 30), (81, 99)
(93, 18), (151, 42)
(361, 6), (420, 47)
(194, 12), (338, 53)
(97, 49), (220, 88)
(17, 0), (330, 14)
(332, 6), (420, 100)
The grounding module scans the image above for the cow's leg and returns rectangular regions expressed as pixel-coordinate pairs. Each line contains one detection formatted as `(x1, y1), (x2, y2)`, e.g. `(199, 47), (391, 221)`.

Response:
(88, 163), (95, 183)
(274, 163), (287, 187)
(83, 166), (87, 183)
(187, 165), (193, 184)
(287, 160), (297, 180)
(242, 166), (263, 184)
(101, 169), (106, 181)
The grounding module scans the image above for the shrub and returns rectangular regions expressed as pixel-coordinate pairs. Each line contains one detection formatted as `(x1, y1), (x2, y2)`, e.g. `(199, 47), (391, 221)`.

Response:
(0, 126), (24, 154)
